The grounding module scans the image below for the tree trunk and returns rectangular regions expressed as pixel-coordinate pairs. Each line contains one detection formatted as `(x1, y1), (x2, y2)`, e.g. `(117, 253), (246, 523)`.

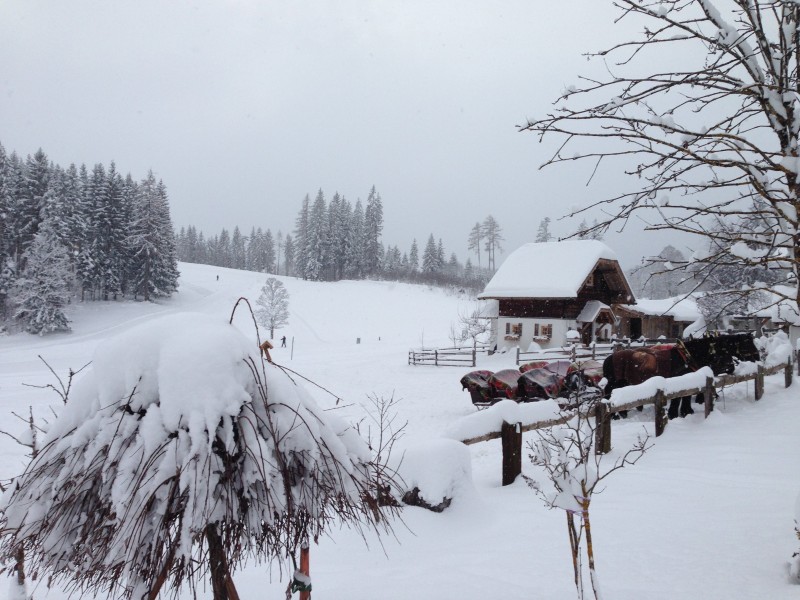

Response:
(581, 493), (602, 600)
(566, 512), (584, 600)
(206, 524), (240, 600)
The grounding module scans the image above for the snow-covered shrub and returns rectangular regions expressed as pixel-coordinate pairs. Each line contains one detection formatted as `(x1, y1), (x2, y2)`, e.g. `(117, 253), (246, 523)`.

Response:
(0, 313), (398, 599)
(400, 439), (474, 511)
(756, 330), (793, 368)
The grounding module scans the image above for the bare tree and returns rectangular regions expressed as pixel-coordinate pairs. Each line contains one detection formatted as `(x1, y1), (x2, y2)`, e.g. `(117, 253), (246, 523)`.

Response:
(468, 222), (483, 268)
(525, 401), (650, 600)
(255, 277), (290, 338)
(522, 0), (800, 313)
(457, 303), (492, 350)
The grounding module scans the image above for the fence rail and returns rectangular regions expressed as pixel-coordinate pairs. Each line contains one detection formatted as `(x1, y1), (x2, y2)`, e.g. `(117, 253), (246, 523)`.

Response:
(459, 354), (795, 486)
(516, 338), (680, 365)
(408, 344), (491, 367)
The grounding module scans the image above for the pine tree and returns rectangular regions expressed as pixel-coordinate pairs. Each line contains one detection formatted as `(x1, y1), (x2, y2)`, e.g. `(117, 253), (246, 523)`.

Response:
(264, 229), (276, 274)
(305, 189), (327, 281)
(231, 226), (246, 270)
(409, 239), (419, 275)
(363, 185), (384, 277)
(283, 234), (295, 276)
(535, 217), (553, 243)
(11, 220), (72, 334)
(346, 200), (365, 278)
(294, 194), (311, 279)
(482, 215), (504, 271)
(422, 234), (439, 275)
(127, 172), (179, 301)
(468, 222), (483, 268)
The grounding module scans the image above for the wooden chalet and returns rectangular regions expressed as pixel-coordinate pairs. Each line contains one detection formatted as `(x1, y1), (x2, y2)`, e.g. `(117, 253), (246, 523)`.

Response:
(478, 240), (636, 349)
(614, 296), (701, 340)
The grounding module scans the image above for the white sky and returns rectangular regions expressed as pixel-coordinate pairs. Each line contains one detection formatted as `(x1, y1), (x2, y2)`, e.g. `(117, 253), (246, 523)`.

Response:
(0, 0), (687, 268)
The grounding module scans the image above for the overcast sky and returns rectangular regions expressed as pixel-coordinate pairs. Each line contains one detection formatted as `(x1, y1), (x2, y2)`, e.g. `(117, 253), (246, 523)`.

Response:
(0, 0), (683, 269)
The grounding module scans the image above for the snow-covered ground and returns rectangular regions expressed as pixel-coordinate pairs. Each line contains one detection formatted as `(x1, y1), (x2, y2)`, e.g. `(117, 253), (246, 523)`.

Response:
(0, 262), (797, 599)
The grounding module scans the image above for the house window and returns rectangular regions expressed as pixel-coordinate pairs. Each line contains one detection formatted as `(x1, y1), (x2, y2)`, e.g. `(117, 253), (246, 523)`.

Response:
(532, 323), (553, 340)
(505, 322), (522, 340)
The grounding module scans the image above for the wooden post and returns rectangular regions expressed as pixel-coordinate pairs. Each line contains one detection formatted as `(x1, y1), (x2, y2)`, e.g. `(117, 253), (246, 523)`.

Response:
(786, 359), (793, 388)
(591, 344), (596, 360)
(501, 421), (522, 486)
(472, 348), (476, 367)
(594, 402), (611, 455)
(654, 390), (667, 437)
(796, 350), (800, 377)
(434, 349), (438, 367)
(299, 542), (311, 600)
(755, 364), (764, 400)
(704, 376), (714, 418)
(516, 347), (520, 365)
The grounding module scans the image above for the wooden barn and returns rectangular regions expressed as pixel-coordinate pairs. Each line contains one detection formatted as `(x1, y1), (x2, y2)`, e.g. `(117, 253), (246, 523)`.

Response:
(478, 240), (636, 350)
(613, 296), (701, 340)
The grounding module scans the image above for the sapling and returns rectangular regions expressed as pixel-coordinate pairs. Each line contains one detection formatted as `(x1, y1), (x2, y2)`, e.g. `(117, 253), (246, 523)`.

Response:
(525, 399), (651, 600)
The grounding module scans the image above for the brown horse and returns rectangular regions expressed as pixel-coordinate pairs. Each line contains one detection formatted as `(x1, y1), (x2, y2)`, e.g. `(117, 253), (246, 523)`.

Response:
(603, 344), (693, 418)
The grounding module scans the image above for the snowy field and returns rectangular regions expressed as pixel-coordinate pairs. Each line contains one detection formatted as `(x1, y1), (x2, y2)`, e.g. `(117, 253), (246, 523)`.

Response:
(0, 262), (798, 599)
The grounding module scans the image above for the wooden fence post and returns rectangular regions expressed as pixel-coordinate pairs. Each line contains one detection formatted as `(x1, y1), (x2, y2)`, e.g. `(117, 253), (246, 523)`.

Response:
(786, 358), (794, 388)
(594, 402), (611, 455)
(654, 390), (667, 437)
(516, 347), (520, 365)
(501, 421), (523, 486)
(755, 364), (764, 400)
(704, 376), (714, 418)
(434, 349), (438, 367)
(472, 348), (476, 368)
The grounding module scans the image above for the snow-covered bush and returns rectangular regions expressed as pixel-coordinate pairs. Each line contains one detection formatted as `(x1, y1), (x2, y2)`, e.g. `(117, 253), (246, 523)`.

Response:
(399, 439), (474, 511)
(0, 313), (398, 599)
(755, 330), (793, 368)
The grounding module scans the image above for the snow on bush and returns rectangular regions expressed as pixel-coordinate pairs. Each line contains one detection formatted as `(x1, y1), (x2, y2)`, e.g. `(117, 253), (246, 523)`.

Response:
(0, 312), (396, 599)
(756, 330), (793, 368)
(400, 439), (474, 507)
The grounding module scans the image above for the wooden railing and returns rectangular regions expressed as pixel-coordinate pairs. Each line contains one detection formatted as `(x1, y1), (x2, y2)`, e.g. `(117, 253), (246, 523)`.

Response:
(408, 344), (491, 367)
(457, 356), (795, 486)
(516, 338), (680, 365)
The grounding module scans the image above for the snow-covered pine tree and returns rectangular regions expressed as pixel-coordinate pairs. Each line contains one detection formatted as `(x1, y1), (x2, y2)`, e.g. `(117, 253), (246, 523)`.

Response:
(334, 196), (352, 280)
(127, 172), (179, 301)
(422, 234), (438, 275)
(409, 238), (419, 275)
(283, 234), (295, 276)
(363, 185), (384, 278)
(294, 194), (311, 279)
(346, 199), (365, 278)
(231, 226), (246, 270)
(255, 276), (290, 338)
(482, 215), (503, 271)
(535, 217), (553, 243)
(11, 219), (72, 334)
(468, 222), (483, 268)
(263, 229), (276, 274)
(305, 189), (327, 281)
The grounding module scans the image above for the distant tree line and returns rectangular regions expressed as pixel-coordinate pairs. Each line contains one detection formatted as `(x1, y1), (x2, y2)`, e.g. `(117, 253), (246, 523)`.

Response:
(178, 186), (496, 291)
(0, 142), (179, 334)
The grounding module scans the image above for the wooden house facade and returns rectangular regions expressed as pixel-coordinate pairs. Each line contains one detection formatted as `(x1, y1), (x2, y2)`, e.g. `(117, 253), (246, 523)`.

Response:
(479, 241), (636, 349)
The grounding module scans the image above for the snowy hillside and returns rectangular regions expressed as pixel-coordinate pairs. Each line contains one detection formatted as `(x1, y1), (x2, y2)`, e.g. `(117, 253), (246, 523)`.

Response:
(0, 262), (798, 599)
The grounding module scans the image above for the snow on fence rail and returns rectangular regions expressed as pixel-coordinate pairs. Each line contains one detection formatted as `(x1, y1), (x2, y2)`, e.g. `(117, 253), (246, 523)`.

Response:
(448, 356), (795, 486)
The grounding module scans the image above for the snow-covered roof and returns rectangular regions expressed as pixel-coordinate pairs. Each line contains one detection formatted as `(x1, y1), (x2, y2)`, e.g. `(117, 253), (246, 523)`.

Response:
(576, 300), (612, 323)
(621, 295), (702, 323)
(478, 240), (621, 299)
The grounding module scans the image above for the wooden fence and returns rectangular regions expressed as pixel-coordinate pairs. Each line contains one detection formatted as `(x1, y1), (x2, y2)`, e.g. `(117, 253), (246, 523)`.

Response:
(460, 355), (796, 486)
(516, 338), (680, 366)
(408, 344), (491, 367)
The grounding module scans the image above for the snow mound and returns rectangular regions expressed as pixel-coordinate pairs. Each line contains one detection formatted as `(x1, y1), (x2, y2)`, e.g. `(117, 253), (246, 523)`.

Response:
(400, 439), (474, 506)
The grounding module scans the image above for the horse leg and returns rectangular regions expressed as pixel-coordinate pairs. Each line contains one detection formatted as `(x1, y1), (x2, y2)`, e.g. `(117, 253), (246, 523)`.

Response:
(667, 397), (680, 420)
(679, 395), (694, 417)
